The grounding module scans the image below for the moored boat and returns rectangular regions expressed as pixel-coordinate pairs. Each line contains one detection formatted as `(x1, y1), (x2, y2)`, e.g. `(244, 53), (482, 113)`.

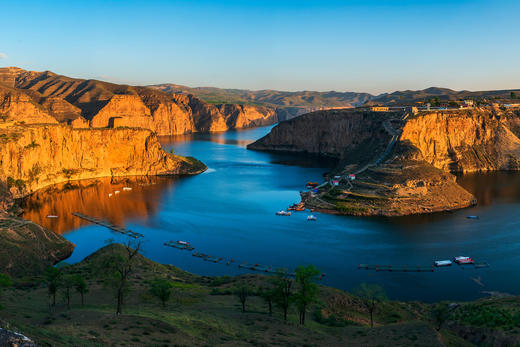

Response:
(454, 256), (474, 265)
(434, 260), (452, 267)
(307, 215), (317, 221)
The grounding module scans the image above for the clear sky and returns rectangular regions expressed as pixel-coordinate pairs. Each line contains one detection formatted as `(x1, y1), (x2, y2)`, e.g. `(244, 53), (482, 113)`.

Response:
(0, 0), (518, 94)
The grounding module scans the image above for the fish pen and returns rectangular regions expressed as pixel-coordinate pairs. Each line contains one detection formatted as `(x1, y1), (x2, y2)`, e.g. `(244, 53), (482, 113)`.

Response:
(358, 264), (434, 272)
(163, 241), (194, 251)
(72, 212), (144, 238)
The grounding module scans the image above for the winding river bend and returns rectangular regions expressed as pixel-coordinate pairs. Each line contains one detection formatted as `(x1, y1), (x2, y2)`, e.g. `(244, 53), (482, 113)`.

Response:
(22, 126), (520, 302)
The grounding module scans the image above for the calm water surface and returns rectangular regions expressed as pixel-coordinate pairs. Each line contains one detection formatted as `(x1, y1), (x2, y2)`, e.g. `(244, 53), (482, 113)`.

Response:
(23, 126), (520, 302)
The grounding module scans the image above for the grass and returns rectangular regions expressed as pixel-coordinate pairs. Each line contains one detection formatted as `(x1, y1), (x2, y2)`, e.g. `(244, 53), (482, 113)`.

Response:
(1, 243), (519, 346)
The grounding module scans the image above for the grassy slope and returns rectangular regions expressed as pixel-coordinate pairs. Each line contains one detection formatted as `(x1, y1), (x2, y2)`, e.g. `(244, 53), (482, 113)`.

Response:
(0, 244), (447, 347)
(2, 244), (519, 346)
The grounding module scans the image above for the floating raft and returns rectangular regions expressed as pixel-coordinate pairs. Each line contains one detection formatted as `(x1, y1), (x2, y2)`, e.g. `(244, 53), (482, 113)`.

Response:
(238, 263), (294, 275)
(163, 241), (194, 251)
(72, 212), (144, 238)
(358, 264), (434, 272)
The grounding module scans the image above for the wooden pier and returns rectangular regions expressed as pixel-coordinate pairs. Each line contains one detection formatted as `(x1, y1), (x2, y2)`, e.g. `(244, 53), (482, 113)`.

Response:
(163, 241), (194, 251)
(358, 264), (434, 272)
(72, 212), (144, 238)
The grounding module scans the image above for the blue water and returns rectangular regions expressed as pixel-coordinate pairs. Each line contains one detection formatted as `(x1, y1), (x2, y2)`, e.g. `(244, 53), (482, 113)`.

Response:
(23, 126), (520, 302)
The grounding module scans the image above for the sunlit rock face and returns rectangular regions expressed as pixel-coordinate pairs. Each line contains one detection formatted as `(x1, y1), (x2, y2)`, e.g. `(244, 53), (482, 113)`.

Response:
(0, 124), (206, 198)
(400, 109), (520, 173)
(250, 107), (520, 216)
(0, 67), (281, 135)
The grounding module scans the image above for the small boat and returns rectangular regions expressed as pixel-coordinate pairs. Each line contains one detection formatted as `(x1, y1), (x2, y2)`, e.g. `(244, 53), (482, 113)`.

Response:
(46, 215), (58, 218)
(466, 215), (479, 219)
(434, 260), (452, 267)
(114, 190), (120, 194)
(454, 256), (475, 265)
(123, 187), (132, 191)
(177, 240), (190, 246)
(276, 210), (291, 216)
(307, 215), (317, 221)
(108, 193), (113, 197)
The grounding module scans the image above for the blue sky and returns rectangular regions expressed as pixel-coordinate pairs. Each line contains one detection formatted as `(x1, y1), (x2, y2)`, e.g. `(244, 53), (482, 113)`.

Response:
(0, 0), (518, 94)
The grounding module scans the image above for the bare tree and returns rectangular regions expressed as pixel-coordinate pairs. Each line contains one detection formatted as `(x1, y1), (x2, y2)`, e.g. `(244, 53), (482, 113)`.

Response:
(98, 239), (142, 315)
(353, 283), (387, 328)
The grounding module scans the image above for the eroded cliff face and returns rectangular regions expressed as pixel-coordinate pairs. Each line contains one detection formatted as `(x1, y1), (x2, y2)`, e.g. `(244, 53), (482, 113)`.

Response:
(248, 110), (392, 161)
(400, 109), (520, 173)
(0, 67), (282, 135)
(0, 124), (206, 198)
(250, 108), (517, 216)
(0, 86), (59, 124)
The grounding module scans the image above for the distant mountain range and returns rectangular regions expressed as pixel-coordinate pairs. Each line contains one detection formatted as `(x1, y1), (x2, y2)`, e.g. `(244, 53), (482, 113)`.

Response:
(149, 83), (373, 108)
(151, 84), (520, 108)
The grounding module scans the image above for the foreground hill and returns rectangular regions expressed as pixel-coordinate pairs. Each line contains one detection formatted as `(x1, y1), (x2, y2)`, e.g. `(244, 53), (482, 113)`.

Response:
(0, 67), (281, 134)
(249, 106), (520, 216)
(3, 242), (509, 346)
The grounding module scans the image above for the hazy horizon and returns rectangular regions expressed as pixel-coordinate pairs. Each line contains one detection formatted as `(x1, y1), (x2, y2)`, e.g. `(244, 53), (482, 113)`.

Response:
(1, 0), (519, 94)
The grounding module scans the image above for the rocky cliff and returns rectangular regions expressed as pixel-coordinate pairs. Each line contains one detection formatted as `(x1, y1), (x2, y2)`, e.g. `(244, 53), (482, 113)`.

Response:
(249, 108), (520, 216)
(400, 109), (520, 173)
(0, 67), (281, 135)
(0, 124), (206, 198)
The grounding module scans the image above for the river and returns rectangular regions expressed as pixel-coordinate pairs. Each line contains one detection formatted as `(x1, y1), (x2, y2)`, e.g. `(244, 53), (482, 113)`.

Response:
(22, 125), (520, 302)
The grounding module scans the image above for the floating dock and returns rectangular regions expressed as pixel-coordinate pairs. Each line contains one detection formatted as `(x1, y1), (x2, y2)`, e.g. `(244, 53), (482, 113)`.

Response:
(358, 264), (434, 272)
(72, 212), (144, 238)
(163, 241), (194, 251)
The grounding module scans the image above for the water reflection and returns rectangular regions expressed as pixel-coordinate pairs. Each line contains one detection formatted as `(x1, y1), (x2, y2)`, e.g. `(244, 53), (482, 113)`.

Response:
(457, 171), (520, 206)
(22, 176), (178, 234)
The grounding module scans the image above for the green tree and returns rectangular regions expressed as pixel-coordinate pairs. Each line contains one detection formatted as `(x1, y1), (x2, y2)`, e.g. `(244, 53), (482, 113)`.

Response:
(353, 283), (387, 328)
(273, 270), (293, 321)
(258, 285), (276, 316)
(149, 279), (173, 308)
(234, 281), (251, 313)
(432, 302), (450, 331)
(431, 96), (440, 107)
(44, 267), (62, 307)
(97, 240), (142, 315)
(73, 275), (88, 306)
(61, 275), (75, 309)
(294, 265), (321, 325)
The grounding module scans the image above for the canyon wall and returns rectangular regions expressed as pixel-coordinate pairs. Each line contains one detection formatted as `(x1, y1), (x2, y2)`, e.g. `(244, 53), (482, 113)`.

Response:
(400, 109), (520, 173)
(248, 110), (393, 162)
(0, 124), (206, 198)
(0, 67), (282, 135)
(249, 108), (520, 216)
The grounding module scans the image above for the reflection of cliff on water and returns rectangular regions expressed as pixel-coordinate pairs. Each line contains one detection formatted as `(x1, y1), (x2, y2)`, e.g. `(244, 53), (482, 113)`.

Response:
(456, 171), (520, 206)
(22, 176), (178, 235)
(159, 132), (256, 148)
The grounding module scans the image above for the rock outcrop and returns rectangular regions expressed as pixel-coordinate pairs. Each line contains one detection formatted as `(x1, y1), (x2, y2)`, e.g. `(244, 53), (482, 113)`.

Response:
(0, 67), (282, 135)
(249, 107), (520, 216)
(400, 109), (520, 173)
(0, 85), (59, 124)
(0, 124), (206, 198)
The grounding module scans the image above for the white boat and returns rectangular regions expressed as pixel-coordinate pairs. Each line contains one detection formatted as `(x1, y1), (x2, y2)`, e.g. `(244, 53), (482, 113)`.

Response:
(108, 193), (113, 197)
(46, 215), (58, 218)
(114, 190), (120, 194)
(177, 240), (190, 245)
(276, 210), (291, 216)
(307, 215), (317, 221)
(123, 187), (132, 191)
(434, 260), (452, 267)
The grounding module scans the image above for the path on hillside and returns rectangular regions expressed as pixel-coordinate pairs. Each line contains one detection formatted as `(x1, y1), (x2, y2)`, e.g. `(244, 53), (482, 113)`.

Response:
(315, 113), (407, 193)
